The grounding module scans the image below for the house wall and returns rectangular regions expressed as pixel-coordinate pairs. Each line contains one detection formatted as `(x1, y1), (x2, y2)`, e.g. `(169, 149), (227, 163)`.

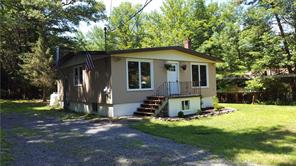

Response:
(111, 57), (167, 105)
(168, 97), (201, 117)
(57, 49), (217, 117)
(180, 61), (217, 97)
(111, 50), (217, 106)
(57, 57), (112, 115)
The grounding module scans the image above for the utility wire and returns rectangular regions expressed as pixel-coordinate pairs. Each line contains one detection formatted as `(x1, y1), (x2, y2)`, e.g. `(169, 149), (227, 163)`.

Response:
(103, 0), (152, 51)
(108, 0), (152, 32)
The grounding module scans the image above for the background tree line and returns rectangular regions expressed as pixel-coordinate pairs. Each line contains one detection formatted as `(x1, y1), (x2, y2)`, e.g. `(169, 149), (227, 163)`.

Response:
(1, 0), (295, 103)
(1, 0), (105, 100)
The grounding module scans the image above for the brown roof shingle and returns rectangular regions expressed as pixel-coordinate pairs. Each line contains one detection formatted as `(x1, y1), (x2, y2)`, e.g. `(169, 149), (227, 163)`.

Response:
(58, 46), (223, 67)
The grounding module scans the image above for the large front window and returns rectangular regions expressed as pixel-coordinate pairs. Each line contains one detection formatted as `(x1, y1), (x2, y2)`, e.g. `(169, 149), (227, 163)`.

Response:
(191, 64), (208, 87)
(127, 60), (153, 90)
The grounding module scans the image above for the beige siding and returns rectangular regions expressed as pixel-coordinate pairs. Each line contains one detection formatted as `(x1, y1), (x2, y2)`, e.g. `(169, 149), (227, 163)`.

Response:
(111, 55), (217, 104)
(58, 57), (112, 104)
(180, 61), (216, 97)
(111, 57), (167, 104)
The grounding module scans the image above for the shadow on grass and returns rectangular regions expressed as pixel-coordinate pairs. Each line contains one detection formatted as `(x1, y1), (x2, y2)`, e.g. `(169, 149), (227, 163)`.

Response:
(0, 100), (100, 120)
(0, 100), (49, 112)
(133, 121), (296, 165)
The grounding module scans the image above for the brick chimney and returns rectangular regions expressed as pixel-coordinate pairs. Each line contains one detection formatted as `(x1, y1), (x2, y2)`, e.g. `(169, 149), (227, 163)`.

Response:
(183, 39), (191, 49)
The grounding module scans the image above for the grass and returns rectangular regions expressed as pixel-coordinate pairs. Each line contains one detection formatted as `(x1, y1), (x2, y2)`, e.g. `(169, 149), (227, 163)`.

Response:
(0, 130), (13, 166)
(131, 104), (296, 166)
(0, 99), (101, 165)
(0, 99), (100, 121)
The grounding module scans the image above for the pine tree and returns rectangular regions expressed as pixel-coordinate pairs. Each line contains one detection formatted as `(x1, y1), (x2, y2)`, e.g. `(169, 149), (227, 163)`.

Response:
(21, 32), (54, 101)
(1, 0), (105, 99)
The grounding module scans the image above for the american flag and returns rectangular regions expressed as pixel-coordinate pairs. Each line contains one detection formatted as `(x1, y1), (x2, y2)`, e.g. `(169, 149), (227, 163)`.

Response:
(85, 52), (95, 71)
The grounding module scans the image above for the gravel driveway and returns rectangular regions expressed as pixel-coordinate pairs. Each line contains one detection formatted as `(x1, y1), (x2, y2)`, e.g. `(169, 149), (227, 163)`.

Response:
(1, 111), (233, 166)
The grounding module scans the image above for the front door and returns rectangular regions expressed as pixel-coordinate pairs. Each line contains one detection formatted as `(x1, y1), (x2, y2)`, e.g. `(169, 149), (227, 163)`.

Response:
(167, 63), (179, 95)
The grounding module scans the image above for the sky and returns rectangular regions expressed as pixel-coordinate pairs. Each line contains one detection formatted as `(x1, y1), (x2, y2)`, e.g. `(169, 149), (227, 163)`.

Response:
(79, 0), (229, 34)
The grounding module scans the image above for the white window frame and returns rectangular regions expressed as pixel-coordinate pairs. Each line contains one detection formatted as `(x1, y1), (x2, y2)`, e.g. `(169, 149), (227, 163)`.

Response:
(190, 63), (209, 88)
(73, 65), (83, 86)
(126, 59), (154, 91)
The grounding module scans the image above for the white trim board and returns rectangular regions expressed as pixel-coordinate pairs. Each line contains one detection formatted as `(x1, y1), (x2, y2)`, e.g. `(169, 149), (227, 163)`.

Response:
(113, 102), (141, 117)
(112, 50), (216, 63)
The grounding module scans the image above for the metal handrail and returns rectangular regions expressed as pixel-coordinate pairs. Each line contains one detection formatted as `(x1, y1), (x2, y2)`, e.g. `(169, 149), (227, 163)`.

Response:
(154, 81), (201, 97)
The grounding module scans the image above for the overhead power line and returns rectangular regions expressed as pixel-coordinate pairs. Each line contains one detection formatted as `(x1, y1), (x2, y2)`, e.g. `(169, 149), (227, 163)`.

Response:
(108, 0), (152, 32)
(103, 0), (152, 52)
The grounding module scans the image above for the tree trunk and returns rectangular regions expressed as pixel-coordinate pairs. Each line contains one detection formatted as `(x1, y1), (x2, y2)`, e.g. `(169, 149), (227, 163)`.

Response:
(274, 14), (293, 74)
(292, 78), (296, 100)
(42, 87), (46, 102)
(252, 93), (257, 104)
(235, 93), (239, 103)
(274, 13), (296, 100)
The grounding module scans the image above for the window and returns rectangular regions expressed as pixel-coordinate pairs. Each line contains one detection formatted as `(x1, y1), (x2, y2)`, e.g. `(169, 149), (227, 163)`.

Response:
(73, 66), (83, 86)
(191, 64), (208, 87)
(128, 61), (139, 89)
(182, 100), (190, 110)
(168, 65), (176, 71)
(127, 60), (153, 90)
(192, 65), (199, 87)
(141, 62), (151, 89)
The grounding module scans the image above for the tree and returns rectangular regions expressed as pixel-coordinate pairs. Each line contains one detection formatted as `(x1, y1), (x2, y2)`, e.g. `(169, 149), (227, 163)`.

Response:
(241, 0), (296, 99)
(199, 2), (247, 76)
(75, 26), (105, 51)
(21, 34), (54, 101)
(0, 0), (105, 99)
(107, 2), (146, 50)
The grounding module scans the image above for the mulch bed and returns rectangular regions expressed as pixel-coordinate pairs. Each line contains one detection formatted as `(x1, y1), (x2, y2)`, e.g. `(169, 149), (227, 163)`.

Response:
(154, 107), (237, 121)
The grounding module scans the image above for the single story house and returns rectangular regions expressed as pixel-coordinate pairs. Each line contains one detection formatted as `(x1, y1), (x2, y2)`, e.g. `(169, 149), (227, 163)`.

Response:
(56, 45), (222, 117)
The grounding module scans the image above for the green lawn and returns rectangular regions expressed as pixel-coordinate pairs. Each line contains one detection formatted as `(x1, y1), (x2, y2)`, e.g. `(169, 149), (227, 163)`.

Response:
(0, 100), (99, 120)
(131, 104), (296, 166)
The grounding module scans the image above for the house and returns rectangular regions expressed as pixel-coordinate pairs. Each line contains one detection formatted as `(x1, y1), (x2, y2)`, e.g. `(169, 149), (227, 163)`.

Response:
(56, 45), (222, 117)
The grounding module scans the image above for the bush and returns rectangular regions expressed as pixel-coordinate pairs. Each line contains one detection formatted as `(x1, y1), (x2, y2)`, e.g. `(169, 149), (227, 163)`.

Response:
(213, 96), (219, 109)
(178, 111), (184, 118)
(213, 96), (224, 111)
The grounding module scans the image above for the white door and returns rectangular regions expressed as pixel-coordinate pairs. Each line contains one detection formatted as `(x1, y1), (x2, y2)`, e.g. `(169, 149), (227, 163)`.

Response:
(167, 63), (179, 95)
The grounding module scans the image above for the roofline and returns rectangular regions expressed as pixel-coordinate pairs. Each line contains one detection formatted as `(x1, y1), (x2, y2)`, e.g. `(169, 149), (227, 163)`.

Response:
(58, 46), (223, 67)
(109, 46), (223, 62)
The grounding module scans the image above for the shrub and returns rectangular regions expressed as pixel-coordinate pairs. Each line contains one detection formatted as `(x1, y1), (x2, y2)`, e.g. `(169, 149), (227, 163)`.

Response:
(213, 96), (219, 109)
(178, 111), (184, 118)
(213, 96), (224, 111)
